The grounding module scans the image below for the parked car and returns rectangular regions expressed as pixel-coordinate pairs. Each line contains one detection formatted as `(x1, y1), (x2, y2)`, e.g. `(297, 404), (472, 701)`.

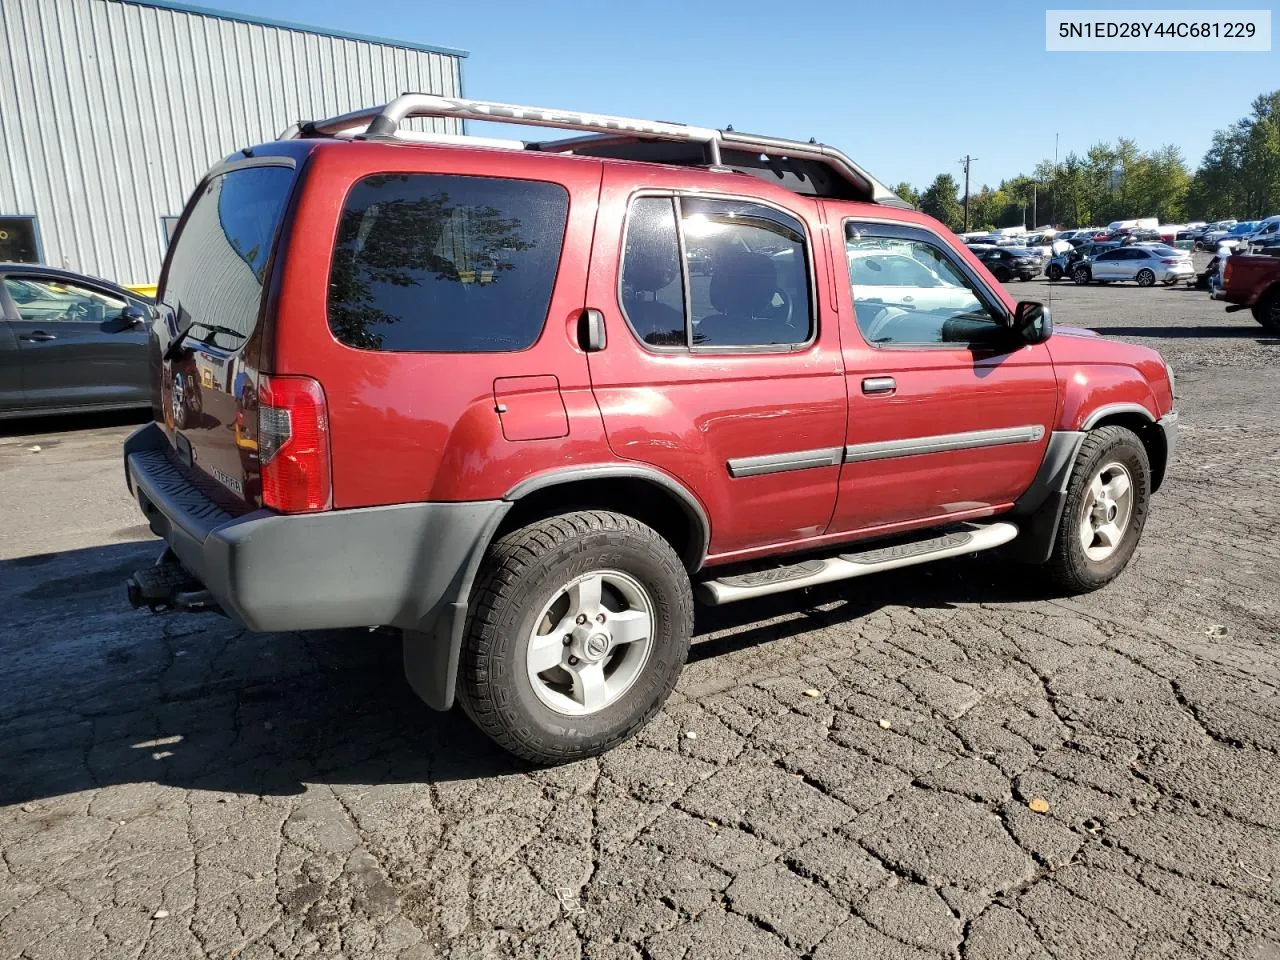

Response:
(1201, 221), (1258, 250)
(0, 263), (153, 419)
(121, 95), (1177, 763)
(1244, 215), (1280, 251)
(974, 246), (1042, 281)
(1120, 229), (1162, 245)
(1047, 241), (1118, 281)
(1079, 245), (1194, 286)
(1221, 255), (1280, 332)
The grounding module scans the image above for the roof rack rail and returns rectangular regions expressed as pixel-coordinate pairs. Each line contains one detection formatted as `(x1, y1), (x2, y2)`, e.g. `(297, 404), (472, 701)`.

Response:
(279, 94), (910, 207)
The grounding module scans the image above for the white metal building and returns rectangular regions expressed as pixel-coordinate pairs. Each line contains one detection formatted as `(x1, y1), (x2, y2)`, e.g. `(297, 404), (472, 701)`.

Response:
(0, 0), (467, 286)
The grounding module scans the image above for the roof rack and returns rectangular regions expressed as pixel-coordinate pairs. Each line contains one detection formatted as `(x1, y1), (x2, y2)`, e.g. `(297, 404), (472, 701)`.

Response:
(279, 94), (910, 207)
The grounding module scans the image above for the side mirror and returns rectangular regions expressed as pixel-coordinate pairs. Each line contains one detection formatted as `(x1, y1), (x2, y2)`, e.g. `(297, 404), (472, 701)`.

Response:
(1014, 300), (1052, 344)
(108, 304), (149, 331)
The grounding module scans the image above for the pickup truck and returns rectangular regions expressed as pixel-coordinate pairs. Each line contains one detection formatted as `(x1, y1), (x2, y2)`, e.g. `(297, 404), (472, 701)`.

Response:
(1221, 255), (1280, 333)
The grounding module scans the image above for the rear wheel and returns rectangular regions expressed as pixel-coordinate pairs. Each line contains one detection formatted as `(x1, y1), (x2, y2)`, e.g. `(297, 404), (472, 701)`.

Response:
(1136, 268), (1156, 287)
(1253, 292), (1280, 334)
(994, 266), (1012, 282)
(1072, 266), (1091, 284)
(1040, 425), (1151, 593)
(458, 510), (693, 763)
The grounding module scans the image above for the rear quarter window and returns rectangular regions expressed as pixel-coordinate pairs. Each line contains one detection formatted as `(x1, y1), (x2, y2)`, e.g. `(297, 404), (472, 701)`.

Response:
(327, 174), (570, 352)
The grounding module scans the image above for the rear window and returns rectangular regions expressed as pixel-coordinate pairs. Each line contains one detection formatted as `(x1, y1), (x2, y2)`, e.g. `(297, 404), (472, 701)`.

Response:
(327, 174), (569, 352)
(163, 165), (294, 349)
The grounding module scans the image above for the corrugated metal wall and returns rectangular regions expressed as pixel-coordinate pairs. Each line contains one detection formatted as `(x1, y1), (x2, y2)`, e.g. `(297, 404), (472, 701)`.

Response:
(0, 0), (465, 284)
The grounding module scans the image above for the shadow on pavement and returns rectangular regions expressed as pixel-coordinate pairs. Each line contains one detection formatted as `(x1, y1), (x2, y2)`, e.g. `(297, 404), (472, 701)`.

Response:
(1, 539), (1059, 805)
(1088, 324), (1273, 340)
(0, 407), (149, 438)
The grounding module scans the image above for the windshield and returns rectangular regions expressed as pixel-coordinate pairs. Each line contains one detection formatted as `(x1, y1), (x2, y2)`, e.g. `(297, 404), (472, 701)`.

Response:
(1228, 223), (1258, 235)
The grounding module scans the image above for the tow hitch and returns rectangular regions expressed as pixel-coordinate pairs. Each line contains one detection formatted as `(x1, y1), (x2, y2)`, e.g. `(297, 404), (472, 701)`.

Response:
(126, 550), (219, 613)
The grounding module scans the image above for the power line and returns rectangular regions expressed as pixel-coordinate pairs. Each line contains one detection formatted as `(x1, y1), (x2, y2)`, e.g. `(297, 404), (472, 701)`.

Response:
(959, 155), (978, 231)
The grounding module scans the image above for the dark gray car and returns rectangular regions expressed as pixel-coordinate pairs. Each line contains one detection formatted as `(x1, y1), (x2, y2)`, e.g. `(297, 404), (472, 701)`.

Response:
(0, 263), (152, 419)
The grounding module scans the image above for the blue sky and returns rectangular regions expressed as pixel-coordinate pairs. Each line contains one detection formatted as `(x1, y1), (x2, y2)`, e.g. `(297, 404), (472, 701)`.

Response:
(207, 0), (1276, 191)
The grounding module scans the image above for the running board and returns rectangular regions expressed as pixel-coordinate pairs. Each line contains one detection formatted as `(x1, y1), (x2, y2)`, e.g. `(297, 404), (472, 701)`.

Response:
(696, 522), (1019, 605)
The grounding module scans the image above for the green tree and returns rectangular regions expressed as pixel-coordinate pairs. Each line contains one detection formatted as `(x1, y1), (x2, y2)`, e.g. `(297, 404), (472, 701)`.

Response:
(1188, 90), (1280, 219)
(919, 173), (963, 231)
(892, 181), (921, 207)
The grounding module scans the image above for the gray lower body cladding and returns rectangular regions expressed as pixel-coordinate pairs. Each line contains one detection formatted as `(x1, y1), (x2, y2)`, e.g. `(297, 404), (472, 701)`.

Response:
(123, 422), (508, 709)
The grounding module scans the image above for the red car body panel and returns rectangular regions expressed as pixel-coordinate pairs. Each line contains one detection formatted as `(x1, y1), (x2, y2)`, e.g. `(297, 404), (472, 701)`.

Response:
(1223, 255), (1280, 308)
(257, 138), (1171, 568)
(272, 142), (611, 509)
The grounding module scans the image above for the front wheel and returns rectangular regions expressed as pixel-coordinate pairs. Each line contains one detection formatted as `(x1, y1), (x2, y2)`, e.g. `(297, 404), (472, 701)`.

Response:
(1253, 292), (1280, 334)
(1040, 425), (1151, 593)
(1072, 266), (1091, 284)
(458, 510), (694, 763)
(1136, 268), (1156, 287)
(1047, 264), (1063, 281)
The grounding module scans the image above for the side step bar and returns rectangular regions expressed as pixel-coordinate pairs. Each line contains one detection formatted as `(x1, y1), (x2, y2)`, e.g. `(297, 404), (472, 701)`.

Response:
(696, 522), (1018, 605)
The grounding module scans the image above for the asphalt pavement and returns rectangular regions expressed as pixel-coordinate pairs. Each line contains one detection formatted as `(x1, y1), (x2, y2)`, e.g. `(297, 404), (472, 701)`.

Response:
(2, 274), (1278, 960)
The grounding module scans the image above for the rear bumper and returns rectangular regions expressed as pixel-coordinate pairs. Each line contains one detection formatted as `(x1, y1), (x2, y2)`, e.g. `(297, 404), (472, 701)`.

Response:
(122, 423), (507, 635)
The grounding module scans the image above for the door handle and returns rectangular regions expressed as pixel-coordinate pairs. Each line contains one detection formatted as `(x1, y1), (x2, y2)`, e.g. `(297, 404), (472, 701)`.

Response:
(579, 308), (606, 352)
(19, 332), (57, 342)
(862, 376), (896, 395)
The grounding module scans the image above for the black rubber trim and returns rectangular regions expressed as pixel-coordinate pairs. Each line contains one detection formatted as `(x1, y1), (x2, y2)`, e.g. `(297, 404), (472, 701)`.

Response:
(504, 464), (711, 570)
(1007, 430), (1085, 564)
(841, 529), (973, 564)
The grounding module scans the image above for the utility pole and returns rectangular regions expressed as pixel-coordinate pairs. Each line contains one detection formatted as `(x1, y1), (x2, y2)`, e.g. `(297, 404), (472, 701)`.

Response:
(959, 155), (977, 232)
(1032, 182), (1038, 227)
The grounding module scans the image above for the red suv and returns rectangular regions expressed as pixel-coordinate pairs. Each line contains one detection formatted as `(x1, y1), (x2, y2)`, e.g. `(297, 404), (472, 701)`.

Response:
(124, 96), (1177, 763)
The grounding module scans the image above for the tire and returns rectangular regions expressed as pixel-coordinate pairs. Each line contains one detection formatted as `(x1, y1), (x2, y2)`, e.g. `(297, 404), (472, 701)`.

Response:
(1253, 292), (1280, 334)
(458, 510), (694, 763)
(1040, 425), (1151, 593)
(1047, 265), (1063, 281)
(1072, 266), (1090, 284)
(1136, 268), (1156, 287)
(994, 267), (1012, 282)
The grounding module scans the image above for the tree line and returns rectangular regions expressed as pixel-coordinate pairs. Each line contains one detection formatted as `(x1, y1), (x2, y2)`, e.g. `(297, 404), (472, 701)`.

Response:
(898, 89), (1280, 232)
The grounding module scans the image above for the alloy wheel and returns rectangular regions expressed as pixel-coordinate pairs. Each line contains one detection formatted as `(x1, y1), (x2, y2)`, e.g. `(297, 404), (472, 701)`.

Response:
(1079, 462), (1134, 562)
(525, 569), (655, 716)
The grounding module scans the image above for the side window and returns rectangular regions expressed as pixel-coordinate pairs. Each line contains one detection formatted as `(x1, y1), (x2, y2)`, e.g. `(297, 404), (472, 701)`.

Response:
(4, 277), (126, 323)
(619, 198), (686, 347)
(618, 195), (813, 351)
(328, 174), (569, 353)
(846, 224), (1005, 347)
(681, 198), (811, 348)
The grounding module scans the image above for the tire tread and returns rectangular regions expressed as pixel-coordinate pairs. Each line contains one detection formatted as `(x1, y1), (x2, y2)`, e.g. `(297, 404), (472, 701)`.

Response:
(458, 510), (692, 763)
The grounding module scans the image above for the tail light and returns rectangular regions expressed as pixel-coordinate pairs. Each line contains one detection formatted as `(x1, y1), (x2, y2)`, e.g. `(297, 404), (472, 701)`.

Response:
(1160, 258), (1178, 265)
(1224, 258), (1235, 287)
(258, 375), (332, 513)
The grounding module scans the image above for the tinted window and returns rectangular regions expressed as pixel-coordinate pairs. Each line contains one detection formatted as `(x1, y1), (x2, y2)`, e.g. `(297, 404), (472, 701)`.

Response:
(328, 174), (569, 352)
(618, 196), (812, 350)
(846, 226), (1005, 347)
(682, 197), (811, 348)
(1095, 251), (1121, 261)
(620, 198), (686, 347)
(164, 165), (294, 349)
(5, 276), (126, 323)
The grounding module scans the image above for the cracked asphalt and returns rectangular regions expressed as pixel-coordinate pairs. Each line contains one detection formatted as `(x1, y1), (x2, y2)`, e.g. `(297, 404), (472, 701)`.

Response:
(2, 270), (1279, 959)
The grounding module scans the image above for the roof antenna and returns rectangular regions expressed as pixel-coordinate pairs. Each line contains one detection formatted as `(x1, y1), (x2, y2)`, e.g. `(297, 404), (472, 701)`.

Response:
(725, 124), (734, 132)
